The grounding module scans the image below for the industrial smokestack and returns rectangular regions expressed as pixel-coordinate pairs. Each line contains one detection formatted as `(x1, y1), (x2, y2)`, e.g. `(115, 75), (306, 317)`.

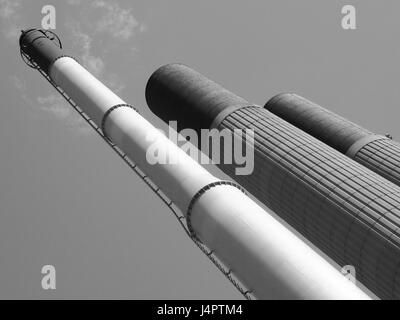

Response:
(19, 29), (369, 299)
(264, 93), (400, 187)
(145, 63), (400, 300)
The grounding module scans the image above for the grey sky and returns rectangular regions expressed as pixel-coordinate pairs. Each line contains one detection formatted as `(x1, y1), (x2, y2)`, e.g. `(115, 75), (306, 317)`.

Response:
(0, 0), (395, 298)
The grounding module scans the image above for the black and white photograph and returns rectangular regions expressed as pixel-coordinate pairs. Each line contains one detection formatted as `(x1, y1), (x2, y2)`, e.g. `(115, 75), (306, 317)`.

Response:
(0, 0), (398, 309)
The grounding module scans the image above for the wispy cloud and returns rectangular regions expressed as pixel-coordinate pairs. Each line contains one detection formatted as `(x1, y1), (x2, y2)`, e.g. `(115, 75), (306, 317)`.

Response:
(11, 75), (90, 134)
(91, 0), (141, 41)
(36, 94), (90, 134)
(11, 75), (34, 110)
(65, 21), (127, 93)
(0, 0), (19, 18)
(11, 74), (24, 91)
(67, 0), (144, 41)
(0, 0), (23, 40)
(66, 21), (105, 77)
(65, 0), (145, 93)
(66, 0), (82, 5)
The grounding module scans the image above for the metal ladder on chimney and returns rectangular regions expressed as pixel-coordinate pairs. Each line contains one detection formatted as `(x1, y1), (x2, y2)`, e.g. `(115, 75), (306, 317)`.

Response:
(22, 50), (254, 300)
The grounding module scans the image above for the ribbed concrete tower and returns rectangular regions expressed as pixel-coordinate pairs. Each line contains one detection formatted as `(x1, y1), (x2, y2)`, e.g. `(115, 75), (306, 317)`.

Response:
(265, 93), (400, 187)
(146, 63), (400, 300)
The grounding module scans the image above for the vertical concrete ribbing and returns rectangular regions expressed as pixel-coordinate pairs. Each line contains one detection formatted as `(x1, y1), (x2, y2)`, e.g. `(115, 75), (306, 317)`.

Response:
(219, 106), (400, 299)
(265, 93), (400, 188)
